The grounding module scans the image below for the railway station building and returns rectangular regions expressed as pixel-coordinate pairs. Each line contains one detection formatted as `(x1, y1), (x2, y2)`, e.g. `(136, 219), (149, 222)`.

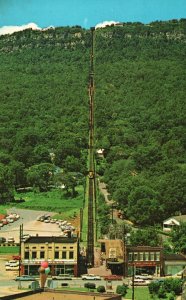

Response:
(20, 236), (79, 276)
(99, 239), (125, 275)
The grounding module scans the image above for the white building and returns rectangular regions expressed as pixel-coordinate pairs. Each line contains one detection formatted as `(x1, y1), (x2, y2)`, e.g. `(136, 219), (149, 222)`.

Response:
(163, 215), (186, 232)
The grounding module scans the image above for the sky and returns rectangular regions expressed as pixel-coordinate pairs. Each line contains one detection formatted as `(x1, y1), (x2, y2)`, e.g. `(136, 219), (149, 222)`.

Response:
(0, 0), (186, 35)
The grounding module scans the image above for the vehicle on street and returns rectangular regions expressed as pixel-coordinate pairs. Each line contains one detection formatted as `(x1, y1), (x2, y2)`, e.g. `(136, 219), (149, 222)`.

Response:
(15, 275), (36, 281)
(7, 237), (15, 243)
(5, 260), (19, 267)
(104, 275), (123, 281)
(52, 274), (73, 280)
(81, 274), (101, 280)
(130, 278), (150, 286)
(12, 255), (21, 260)
(135, 274), (153, 280)
(0, 237), (6, 242)
(6, 266), (19, 271)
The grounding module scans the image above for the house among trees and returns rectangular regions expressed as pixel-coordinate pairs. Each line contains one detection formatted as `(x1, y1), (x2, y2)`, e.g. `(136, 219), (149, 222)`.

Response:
(163, 215), (186, 232)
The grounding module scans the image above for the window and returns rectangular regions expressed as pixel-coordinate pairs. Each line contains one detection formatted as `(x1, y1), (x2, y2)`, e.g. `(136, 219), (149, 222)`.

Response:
(128, 253), (133, 261)
(149, 252), (155, 261)
(32, 247), (36, 249)
(24, 252), (29, 259)
(69, 251), (74, 259)
(48, 247), (52, 249)
(55, 246), (59, 249)
(134, 252), (138, 261)
(62, 251), (67, 259)
(155, 252), (160, 261)
(55, 252), (59, 259)
(32, 251), (37, 259)
(144, 252), (149, 261)
(63, 247), (66, 249)
(40, 247), (44, 249)
(139, 252), (143, 261)
(40, 251), (45, 259)
(70, 247), (73, 249)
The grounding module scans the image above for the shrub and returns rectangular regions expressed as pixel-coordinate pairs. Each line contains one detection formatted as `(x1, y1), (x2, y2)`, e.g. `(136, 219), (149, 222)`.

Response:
(84, 282), (96, 289)
(97, 285), (106, 293)
(168, 292), (175, 300)
(116, 284), (128, 296)
(158, 286), (167, 298)
(148, 281), (162, 294)
(163, 278), (183, 295)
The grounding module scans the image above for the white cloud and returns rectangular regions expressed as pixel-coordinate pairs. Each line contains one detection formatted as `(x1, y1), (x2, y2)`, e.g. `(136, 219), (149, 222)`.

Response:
(95, 20), (119, 29)
(0, 23), (54, 36)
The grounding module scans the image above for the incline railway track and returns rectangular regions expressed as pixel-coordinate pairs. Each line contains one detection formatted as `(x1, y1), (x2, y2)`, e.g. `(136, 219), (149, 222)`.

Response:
(86, 27), (95, 267)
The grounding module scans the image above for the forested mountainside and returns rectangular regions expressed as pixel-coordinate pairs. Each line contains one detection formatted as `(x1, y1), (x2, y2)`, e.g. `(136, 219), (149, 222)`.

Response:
(0, 20), (185, 225)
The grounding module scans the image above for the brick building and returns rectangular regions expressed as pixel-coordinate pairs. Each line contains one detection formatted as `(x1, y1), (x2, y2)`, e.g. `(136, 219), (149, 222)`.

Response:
(20, 236), (79, 276)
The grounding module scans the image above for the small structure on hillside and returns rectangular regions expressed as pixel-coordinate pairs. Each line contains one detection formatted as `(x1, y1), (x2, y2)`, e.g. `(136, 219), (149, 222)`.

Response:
(163, 215), (186, 232)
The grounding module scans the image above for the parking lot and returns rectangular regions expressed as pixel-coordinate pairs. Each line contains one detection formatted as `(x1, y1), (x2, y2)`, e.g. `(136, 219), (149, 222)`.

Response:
(0, 208), (62, 243)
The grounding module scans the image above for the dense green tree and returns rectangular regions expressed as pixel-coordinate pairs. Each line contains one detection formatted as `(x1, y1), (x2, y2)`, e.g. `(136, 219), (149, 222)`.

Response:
(0, 163), (14, 203)
(130, 227), (161, 246)
(27, 163), (55, 192)
(171, 223), (186, 254)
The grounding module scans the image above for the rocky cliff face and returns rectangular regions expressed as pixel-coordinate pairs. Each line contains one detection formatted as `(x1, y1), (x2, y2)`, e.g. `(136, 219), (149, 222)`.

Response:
(0, 19), (185, 53)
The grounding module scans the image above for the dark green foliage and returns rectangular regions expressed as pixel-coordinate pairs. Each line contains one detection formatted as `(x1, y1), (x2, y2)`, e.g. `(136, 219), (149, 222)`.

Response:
(97, 285), (106, 293)
(97, 193), (111, 234)
(27, 163), (55, 192)
(171, 223), (186, 254)
(116, 284), (128, 296)
(84, 282), (96, 289)
(130, 227), (161, 246)
(0, 163), (14, 203)
(158, 286), (167, 298)
(168, 293), (175, 300)
(149, 278), (183, 297)
(149, 280), (162, 295)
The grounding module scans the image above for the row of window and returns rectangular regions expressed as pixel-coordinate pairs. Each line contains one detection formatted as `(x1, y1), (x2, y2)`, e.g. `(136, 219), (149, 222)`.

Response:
(25, 246), (74, 250)
(24, 251), (74, 260)
(128, 252), (160, 262)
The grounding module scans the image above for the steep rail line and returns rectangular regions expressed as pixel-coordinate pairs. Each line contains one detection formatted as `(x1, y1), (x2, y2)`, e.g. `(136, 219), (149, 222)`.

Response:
(86, 27), (95, 267)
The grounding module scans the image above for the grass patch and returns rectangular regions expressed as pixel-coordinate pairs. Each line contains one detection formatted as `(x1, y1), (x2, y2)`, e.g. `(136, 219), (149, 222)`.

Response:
(0, 206), (8, 215)
(0, 246), (19, 254)
(11, 187), (84, 218)
(126, 287), (152, 300)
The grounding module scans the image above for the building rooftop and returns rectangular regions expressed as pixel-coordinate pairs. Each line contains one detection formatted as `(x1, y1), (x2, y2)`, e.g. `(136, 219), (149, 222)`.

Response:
(164, 253), (186, 261)
(164, 215), (186, 223)
(24, 236), (77, 244)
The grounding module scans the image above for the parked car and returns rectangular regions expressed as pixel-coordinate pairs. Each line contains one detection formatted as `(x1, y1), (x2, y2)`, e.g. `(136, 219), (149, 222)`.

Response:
(5, 260), (19, 267)
(15, 275), (36, 281)
(52, 274), (73, 280)
(0, 237), (6, 243)
(7, 237), (15, 243)
(1, 219), (8, 225)
(135, 274), (153, 280)
(130, 278), (150, 286)
(6, 266), (19, 271)
(81, 274), (101, 280)
(104, 275), (123, 281)
(12, 255), (21, 261)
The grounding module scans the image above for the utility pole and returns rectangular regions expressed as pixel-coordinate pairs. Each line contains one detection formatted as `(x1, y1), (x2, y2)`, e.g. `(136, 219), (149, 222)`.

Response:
(19, 224), (23, 277)
(132, 252), (135, 300)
